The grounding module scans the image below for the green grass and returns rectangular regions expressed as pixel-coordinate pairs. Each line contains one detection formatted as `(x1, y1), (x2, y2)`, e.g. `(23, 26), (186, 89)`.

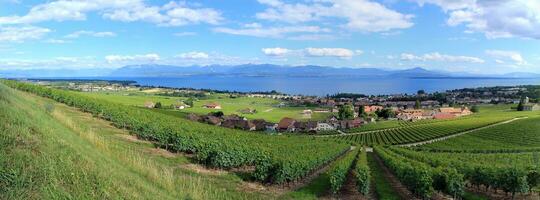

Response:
(282, 174), (330, 200)
(81, 91), (331, 123)
(367, 153), (400, 200)
(0, 83), (274, 199)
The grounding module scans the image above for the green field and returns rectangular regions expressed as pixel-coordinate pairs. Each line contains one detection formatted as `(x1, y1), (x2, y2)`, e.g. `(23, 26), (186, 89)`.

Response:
(81, 91), (331, 122)
(0, 82), (273, 200)
(3, 79), (540, 200)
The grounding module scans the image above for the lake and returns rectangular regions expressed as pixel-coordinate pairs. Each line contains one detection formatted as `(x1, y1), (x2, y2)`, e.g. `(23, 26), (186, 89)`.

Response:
(100, 76), (540, 96)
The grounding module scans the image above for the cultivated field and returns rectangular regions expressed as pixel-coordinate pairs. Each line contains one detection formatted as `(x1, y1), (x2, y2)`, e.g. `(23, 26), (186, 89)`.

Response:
(2, 79), (540, 200)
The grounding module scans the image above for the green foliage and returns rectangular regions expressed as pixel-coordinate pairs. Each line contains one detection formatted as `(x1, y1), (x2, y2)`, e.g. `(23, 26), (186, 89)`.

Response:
(385, 147), (538, 197)
(327, 148), (358, 194)
(1, 79), (349, 185)
(471, 105), (479, 113)
(414, 99), (421, 109)
(421, 117), (540, 151)
(375, 108), (395, 119)
(375, 147), (433, 198)
(354, 150), (370, 195)
(338, 104), (354, 120)
(154, 102), (162, 108)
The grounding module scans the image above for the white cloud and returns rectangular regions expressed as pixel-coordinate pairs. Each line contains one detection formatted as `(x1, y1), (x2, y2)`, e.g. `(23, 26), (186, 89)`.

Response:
(256, 0), (413, 32)
(400, 52), (485, 63)
(65, 30), (116, 38)
(45, 39), (69, 44)
(262, 47), (290, 57)
(174, 32), (196, 37)
(0, 26), (50, 42)
(0, 0), (223, 27)
(105, 53), (160, 64)
(213, 25), (329, 38)
(261, 47), (361, 59)
(485, 50), (527, 65)
(413, 0), (540, 40)
(305, 48), (355, 58)
(176, 51), (209, 59)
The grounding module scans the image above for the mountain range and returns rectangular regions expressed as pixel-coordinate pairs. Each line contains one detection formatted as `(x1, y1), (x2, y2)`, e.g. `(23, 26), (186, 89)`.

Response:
(1, 64), (539, 78)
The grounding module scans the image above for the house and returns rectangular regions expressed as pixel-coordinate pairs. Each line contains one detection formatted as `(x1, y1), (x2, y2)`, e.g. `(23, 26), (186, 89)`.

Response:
(251, 119), (268, 131)
(173, 102), (187, 110)
(301, 109), (313, 119)
(439, 107), (472, 117)
(203, 116), (222, 126)
(186, 113), (201, 122)
(265, 123), (278, 132)
(314, 108), (330, 113)
(363, 105), (384, 113)
(316, 122), (335, 131)
(523, 104), (540, 111)
(144, 101), (155, 108)
(294, 121), (318, 133)
(433, 113), (456, 120)
(277, 117), (296, 132)
(238, 108), (256, 114)
(203, 102), (222, 109)
(338, 118), (363, 129)
(396, 109), (424, 121)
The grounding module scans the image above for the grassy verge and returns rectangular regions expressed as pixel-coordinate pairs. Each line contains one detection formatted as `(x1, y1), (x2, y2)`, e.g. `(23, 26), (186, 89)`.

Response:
(0, 83), (273, 199)
(367, 153), (400, 200)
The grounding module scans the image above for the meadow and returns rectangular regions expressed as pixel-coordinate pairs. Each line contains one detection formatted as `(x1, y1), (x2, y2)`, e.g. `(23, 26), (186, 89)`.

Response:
(81, 90), (331, 122)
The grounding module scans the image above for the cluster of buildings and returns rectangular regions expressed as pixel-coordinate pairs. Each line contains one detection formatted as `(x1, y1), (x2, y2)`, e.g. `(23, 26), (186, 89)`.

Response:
(395, 107), (473, 121)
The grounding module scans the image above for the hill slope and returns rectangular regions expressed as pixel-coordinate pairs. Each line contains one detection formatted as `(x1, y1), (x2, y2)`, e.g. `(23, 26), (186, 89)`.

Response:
(0, 83), (272, 200)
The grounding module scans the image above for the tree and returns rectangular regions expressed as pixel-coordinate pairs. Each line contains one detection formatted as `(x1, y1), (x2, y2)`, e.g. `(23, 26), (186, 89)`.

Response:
(338, 104), (354, 120)
(211, 111), (224, 117)
(358, 105), (366, 116)
(471, 105), (480, 113)
(154, 102), (162, 109)
(417, 89), (426, 96)
(185, 98), (194, 108)
(517, 98), (525, 111)
(414, 100), (421, 109)
(375, 108), (395, 119)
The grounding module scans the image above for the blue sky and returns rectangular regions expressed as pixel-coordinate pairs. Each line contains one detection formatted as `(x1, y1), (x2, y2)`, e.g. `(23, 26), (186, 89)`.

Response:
(0, 0), (539, 74)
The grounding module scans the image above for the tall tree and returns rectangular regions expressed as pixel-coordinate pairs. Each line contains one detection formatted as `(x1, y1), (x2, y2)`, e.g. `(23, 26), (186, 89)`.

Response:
(415, 100), (421, 109)
(338, 104), (354, 120)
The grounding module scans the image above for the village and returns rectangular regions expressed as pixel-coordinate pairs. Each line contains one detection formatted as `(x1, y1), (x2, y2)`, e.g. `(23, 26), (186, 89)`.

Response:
(178, 101), (475, 134)
(28, 79), (539, 134)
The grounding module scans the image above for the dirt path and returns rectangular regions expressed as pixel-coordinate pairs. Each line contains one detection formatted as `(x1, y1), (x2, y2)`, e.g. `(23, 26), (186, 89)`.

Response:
(334, 170), (370, 200)
(263, 108), (274, 112)
(370, 152), (419, 200)
(397, 117), (527, 147)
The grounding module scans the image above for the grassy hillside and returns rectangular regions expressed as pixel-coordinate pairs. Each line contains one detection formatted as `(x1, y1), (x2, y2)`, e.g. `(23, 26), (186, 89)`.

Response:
(0, 83), (274, 199)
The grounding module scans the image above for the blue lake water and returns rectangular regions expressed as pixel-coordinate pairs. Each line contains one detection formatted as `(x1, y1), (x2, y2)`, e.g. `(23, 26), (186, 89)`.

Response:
(100, 76), (540, 96)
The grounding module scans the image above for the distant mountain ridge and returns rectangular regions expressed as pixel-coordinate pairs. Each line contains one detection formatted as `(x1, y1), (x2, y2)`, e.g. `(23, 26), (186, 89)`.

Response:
(1, 64), (539, 78)
(109, 64), (446, 78)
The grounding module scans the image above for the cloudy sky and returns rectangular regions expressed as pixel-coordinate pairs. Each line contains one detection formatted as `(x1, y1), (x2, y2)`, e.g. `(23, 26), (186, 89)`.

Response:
(0, 0), (539, 74)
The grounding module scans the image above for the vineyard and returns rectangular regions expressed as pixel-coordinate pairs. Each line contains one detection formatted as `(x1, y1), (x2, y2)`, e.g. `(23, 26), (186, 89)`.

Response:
(332, 115), (515, 145)
(419, 116), (540, 152)
(4, 78), (540, 199)
(0, 80), (350, 185)
(376, 146), (540, 199)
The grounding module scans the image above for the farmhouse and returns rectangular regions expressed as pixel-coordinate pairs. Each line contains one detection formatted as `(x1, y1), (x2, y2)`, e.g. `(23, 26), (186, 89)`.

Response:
(433, 113), (455, 120)
(316, 122), (335, 131)
(144, 101), (155, 108)
(173, 102), (188, 110)
(301, 109), (313, 119)
(294, 121), (318, 133)
(277, 117), (296, 132)
(523, 104), (540, 111)
(203, 102), (222, 109)
(439, 107), (472, 117)
(363, 105), (383, 113)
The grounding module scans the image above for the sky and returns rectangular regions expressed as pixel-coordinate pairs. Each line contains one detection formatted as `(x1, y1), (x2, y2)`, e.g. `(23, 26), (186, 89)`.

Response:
(0, 0), (539, 74)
